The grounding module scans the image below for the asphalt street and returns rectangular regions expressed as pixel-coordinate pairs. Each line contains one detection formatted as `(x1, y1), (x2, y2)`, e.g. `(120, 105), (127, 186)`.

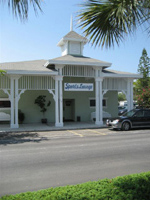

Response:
(0, 128), (150, 196)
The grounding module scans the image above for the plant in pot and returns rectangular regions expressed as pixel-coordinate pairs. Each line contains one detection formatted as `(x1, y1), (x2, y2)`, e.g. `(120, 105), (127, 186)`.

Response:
(34, 95), (51, 123)
(18, 109), (25, 124)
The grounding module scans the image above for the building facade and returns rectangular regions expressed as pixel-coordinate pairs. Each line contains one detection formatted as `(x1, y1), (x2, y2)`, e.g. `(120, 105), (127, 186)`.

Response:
(0, 29), (141, 129)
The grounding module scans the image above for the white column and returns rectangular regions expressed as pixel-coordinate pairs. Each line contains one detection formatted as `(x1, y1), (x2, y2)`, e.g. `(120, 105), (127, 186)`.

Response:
(14, 78), (19, 128)
(55, 76), (63, 127)
(59, 76), (63, 126)
(127, 79), (133, 111)
(99, 79), (103, 124)
(95, 78), (100, 123)
(10, 77), (15, 128)
(55, 77), (59, 126)
(10, 76), (20, 129)
(95, 77), (103, 126)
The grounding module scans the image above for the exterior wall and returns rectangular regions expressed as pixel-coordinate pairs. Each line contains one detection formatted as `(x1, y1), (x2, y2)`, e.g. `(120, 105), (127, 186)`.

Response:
(0, 90), (8, 98)
(15, 77), (118, 123)
(69, 41), (81, 55)
(0, 76), (119, 124)
(18, 90), (55, 123)
(63, 77), (118, 121)
(61, 42), (68, 56)
(103, 91), (118, 118)
(63, 77), (95, 121)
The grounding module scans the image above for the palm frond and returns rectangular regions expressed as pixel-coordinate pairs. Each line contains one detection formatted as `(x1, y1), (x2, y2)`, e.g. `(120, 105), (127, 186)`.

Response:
(78, 0), (149, 48)
(0, 0), (43, 21)
(0, 69), (6, 75)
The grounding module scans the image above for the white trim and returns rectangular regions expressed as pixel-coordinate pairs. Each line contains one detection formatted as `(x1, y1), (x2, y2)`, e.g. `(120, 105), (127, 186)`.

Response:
(57, 38), (87, 46)
(0, 98), (10, 101)
(6, 71), (58, 75)
(47, 60), (111, 67)
(102, 73), (142, 79)
(0, 108), (10, 111)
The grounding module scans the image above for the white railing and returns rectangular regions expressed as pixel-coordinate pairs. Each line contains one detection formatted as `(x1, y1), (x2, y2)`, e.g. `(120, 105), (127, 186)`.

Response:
(62, 65), (95, 77)
(0, 76), (10, 89)
(18, 76), (55, 90)
(103, 78), (127, 91)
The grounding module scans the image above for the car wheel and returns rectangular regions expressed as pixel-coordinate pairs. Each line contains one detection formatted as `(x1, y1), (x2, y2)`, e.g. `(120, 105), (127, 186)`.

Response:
(122, 122), (130, 131)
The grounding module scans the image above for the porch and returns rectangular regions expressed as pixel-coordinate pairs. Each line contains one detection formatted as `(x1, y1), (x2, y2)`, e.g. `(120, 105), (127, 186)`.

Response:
(0, 121), (106, 133)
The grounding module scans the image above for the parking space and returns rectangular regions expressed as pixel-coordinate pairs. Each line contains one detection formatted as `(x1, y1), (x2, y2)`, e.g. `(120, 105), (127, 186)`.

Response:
(39, 128), (150, 139)
(31, 128), (120, 140)
(0, 127), (150, 144)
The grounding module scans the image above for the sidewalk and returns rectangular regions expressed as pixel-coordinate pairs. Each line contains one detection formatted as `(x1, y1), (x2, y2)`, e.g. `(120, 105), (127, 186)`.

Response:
(0, 122), (106, 133)
(0, 122), (107, 144)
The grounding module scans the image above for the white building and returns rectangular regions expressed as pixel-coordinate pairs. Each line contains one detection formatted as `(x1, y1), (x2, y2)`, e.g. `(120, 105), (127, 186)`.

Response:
(0, 26), (141, 129)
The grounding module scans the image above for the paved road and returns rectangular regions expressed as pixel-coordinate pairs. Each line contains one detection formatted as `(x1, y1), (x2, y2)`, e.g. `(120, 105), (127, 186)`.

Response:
(0, 128), (150, 196)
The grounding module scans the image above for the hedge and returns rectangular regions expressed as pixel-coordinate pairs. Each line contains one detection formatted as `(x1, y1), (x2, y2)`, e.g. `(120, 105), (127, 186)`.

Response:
(1, 172), (150, 200)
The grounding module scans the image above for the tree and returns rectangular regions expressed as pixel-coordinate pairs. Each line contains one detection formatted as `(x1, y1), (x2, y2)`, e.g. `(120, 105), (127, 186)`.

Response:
(78, 0), (150, 48)
(134, 48), (150, 107)
(0, 0), (43, 21)
(34, 95), (51, 123)
(136, 87), (150, 108)
(118, 92), (126, 102)
(0, 69), (6, 75)
(137, 48), (150, 88)
(135, 48), (150, 94)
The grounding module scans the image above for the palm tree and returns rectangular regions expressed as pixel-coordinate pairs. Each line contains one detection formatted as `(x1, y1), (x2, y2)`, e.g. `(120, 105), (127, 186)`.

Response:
(78, 0), (150, 48)
(1, 0), (42, 20)
(0, 69), (6, 75)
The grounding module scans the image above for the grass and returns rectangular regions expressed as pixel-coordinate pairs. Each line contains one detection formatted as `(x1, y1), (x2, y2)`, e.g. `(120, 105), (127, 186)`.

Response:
(1, 172), (150, 200)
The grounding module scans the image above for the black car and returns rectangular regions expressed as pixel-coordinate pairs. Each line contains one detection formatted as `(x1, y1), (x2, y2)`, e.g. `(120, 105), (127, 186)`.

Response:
(106, 108), (150, 131)
(118, 106), (128, 116)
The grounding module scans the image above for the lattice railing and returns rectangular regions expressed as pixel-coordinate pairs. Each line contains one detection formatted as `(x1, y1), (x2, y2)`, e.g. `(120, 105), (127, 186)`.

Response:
(18, 76), (55, 90)
(103, 78), (127, 90)
(62, 65), (95, 77)
(0, 76), (10, 89)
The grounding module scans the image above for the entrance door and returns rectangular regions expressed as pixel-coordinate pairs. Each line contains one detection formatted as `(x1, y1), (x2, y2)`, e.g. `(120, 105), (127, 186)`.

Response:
(63, 99), (75, 122)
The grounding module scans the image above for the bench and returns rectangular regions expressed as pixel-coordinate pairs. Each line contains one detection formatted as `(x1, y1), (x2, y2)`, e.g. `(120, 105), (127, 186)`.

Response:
(91, 111), (111, 121)
(0, 112), (11, 121)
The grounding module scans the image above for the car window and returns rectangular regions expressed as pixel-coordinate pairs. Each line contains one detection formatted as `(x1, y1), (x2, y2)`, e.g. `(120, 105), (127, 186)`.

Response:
(123, 109), (136, 117)
(135, 110), (144, 117)
(144, 110), (150, 117)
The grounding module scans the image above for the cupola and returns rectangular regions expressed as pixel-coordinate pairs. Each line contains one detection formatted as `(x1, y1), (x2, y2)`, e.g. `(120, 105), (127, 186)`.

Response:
(57, 17), (88, 56)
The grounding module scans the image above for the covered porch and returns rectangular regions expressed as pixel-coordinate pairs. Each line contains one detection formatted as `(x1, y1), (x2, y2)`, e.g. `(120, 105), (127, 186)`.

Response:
(0, 121), (106, 133)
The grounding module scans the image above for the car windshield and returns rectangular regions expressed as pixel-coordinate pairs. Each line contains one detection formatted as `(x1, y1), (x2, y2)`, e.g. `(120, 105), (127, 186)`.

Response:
(122, 109), (137, 117)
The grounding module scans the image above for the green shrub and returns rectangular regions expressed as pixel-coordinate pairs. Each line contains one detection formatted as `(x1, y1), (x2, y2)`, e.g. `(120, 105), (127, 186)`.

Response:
(1, 172), (150, 200)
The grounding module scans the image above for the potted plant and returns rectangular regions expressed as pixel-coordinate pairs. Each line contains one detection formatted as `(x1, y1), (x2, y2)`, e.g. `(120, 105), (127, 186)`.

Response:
(18, 109), (25, 124)
(34, 95), (51, 123)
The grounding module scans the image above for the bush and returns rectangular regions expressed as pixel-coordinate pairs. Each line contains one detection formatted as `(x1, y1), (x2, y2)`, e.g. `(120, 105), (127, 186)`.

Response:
(1, 172), (150, 200)
(137, 87), (150, 108)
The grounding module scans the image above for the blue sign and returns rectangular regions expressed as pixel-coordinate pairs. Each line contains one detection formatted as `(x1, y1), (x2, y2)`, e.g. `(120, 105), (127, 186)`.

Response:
(64, 83), (93, 91)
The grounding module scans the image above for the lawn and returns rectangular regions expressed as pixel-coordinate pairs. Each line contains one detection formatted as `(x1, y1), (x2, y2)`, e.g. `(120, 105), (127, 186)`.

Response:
(1, 172), (150, 200)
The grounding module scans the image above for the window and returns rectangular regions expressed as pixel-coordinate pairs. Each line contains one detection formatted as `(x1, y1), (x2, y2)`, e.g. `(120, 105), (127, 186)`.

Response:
(0, 99), (11, 110)
(144, 110), (150, 117)
(103, 99), (106, 107)
(89, 98), (107, 108)
(90, 99), (95, 107)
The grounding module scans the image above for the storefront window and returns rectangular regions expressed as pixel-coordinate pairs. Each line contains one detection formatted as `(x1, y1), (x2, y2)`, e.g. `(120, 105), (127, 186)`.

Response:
(0, 100), (11, 108)
(89, 98), (107, 108)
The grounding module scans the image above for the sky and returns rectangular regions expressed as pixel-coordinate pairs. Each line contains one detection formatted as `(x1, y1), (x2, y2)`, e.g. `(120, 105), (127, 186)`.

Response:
(0, 0), (150, 74)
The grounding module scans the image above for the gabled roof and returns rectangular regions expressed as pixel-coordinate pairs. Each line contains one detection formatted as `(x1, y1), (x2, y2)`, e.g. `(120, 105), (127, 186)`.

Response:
(57, 31), (88, 46)
(0, 60), (58, 75)
(46, 55), (111, 67)
(103, 69), (142, 78)
(64, 31), (87, 41)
